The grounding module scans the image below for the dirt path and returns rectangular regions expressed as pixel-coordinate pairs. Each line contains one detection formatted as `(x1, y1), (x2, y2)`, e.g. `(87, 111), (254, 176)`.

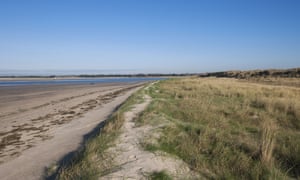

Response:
(0, 83), (143, 180)
(102, 94), (198, 179)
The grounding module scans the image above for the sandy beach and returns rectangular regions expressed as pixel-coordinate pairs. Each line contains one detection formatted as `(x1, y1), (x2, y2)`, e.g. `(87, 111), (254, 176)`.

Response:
(0, 82), (144, 179)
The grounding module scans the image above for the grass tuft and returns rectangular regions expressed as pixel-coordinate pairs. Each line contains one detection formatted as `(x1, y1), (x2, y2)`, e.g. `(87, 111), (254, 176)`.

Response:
(148, 170), (172, 180)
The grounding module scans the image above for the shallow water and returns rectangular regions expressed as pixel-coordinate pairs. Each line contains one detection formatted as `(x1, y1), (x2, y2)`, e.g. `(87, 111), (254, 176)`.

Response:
(0, 77), (165, 86)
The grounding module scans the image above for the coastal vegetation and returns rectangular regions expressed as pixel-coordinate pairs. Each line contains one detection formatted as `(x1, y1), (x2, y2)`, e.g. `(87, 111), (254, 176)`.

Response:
(53, 76), (300, 179)
(139, 77), (300, 179)
(199, 67), (300, 79)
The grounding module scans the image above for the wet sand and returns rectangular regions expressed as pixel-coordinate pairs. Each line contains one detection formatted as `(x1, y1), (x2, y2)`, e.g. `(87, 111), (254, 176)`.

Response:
(0, 82), (144, 179)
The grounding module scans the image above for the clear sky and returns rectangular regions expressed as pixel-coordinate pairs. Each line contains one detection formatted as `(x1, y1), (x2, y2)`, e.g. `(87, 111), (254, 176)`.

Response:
(0, 0), (299, 74)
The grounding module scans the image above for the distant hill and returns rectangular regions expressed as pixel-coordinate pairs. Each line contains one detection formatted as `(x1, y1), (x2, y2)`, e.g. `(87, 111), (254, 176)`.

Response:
(199, 68), (300, 79)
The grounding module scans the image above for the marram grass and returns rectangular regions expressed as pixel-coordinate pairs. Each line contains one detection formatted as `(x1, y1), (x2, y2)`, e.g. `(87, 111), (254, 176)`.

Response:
(140, 77), (300, 179)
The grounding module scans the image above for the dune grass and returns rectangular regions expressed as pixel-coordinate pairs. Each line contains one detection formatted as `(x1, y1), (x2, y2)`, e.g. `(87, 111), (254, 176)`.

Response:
(52, 88), (145, 180)
(139, 77), (300, 179)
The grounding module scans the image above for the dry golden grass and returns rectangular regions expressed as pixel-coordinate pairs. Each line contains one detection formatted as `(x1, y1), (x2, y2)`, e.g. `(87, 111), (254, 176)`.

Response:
(260, 118), (277, 167)
(139, 77), (300, 179)
(242, 77), (300, 87)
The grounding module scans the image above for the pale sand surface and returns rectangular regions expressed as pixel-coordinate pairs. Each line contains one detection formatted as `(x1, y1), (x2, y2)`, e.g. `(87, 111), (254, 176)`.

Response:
(0, 83), (143, 180)
(103, 85), (200, 179)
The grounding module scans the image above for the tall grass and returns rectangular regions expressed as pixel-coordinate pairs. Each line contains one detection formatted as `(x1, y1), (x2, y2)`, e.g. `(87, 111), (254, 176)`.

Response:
(56, 112), (123, 180)
(260, 118), (277, 168)
(140, 77), (300, 179)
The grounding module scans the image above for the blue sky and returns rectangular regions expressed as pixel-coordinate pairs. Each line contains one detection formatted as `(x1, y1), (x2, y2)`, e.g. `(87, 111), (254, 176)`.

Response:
(0, 0), (299, 74)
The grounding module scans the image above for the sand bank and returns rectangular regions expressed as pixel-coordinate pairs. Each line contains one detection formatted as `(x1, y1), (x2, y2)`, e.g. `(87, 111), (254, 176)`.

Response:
(0, 82), (143, 179)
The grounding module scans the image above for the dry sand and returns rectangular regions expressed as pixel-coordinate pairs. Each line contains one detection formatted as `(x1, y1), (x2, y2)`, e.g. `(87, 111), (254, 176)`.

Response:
(102, 92), (200, 179)
(0, 82), (143, 180)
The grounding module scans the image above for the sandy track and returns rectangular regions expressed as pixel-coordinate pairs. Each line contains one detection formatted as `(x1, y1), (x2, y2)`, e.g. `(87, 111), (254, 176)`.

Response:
(0, 83), (143, 180)
(102, 93), (199, 179)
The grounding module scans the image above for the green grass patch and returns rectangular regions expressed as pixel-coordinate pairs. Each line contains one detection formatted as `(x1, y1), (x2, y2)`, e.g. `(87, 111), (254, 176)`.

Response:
(139, 77), (300, 179)
(149, 170), (172, 180)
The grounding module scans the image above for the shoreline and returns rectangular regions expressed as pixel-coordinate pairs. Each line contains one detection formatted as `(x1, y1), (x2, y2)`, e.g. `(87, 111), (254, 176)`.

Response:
(0, 76), (166, 81)
(0, 82), (145, 179)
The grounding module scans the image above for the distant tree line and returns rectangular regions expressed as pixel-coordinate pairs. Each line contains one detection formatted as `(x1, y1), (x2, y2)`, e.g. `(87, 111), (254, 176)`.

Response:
(199, 68), (300, 79)
(1, 68), (299, 79)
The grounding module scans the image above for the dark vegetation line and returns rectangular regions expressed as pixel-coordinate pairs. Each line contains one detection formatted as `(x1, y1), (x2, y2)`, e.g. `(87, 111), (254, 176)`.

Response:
(199, 67), (300, 78)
